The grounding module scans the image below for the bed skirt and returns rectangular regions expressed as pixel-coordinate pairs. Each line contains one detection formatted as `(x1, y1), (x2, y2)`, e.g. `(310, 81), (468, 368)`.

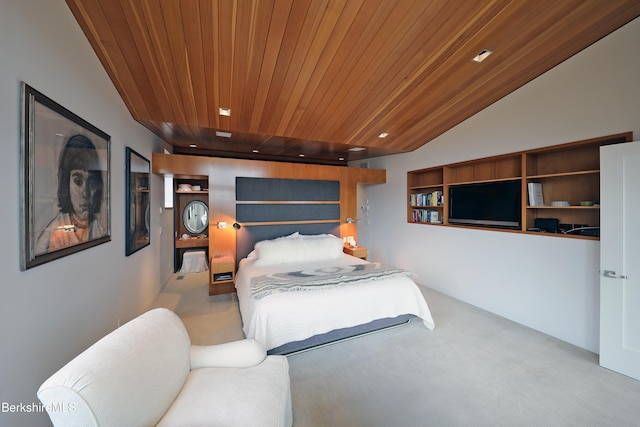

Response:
(267, 314), (414, 355)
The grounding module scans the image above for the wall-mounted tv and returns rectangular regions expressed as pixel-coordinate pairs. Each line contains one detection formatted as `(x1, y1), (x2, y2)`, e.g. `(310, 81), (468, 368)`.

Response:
(448, 180), (521, 229)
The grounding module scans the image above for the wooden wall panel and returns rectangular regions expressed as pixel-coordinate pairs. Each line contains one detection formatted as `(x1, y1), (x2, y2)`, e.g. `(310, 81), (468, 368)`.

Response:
(153, 153), (385, 260)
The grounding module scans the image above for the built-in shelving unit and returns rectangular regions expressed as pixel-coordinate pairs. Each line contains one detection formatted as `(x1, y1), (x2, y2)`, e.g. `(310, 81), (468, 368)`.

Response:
(524, 141), (604, 232)
(407, 132), (632, 239)
(407, 167), (444, 224)
(209, 253), (235, 295)
(174, 177), (209, 272)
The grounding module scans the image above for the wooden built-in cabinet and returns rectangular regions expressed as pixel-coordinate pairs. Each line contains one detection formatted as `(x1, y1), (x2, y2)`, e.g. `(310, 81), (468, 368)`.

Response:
(153, 154), (386, 295)
(343, 245), (368, 260)
(407, 132), (632, 239)
(174, 177), (209, 272)
(209, 253), (235, 295)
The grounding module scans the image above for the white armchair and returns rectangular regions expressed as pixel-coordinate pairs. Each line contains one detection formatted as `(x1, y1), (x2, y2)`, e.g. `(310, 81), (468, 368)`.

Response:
(37, 308), (292, 426)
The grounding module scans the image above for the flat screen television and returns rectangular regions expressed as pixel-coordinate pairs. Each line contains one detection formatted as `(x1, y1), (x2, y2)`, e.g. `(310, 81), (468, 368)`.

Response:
(448, 180), (521, 229)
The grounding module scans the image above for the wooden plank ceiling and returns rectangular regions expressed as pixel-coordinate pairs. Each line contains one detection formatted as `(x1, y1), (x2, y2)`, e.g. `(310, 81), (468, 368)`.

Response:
(66, 0), (640, 165)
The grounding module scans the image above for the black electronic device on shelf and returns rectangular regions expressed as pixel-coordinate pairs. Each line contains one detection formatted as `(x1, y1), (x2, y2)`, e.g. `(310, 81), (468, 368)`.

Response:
(534, 218), (560, 233)
(564, 227), (600, 237)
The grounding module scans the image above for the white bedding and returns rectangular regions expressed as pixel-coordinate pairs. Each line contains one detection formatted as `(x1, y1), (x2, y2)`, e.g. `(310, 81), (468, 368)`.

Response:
(235, 253), (435, 350)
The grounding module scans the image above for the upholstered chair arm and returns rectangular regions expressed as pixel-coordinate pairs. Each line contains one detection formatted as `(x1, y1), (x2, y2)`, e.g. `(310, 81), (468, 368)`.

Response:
(190, 339), (267, 370)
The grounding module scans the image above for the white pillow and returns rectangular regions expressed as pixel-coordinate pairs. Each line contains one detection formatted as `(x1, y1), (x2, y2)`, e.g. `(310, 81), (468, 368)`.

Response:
(253, 233), (343, 266)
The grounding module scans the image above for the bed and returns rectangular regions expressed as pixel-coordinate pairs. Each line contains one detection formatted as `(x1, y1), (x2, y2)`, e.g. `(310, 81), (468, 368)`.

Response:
(235, 232), (435, 354)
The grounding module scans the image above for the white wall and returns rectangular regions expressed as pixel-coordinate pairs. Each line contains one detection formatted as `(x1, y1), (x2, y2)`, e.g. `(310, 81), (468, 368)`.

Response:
(0, 1), (169, 426)
(358, 17), (640, 353)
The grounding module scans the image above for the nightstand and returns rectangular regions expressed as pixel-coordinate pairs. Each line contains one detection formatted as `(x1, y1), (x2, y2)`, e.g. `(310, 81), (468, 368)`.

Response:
(343, 245), (367, 260)
(209, 254), (235, 295)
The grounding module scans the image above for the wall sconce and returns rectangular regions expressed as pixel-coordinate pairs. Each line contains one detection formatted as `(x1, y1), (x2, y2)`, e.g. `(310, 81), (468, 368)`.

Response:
(345, 218), (361, 224)
(219, 221), (242, 229)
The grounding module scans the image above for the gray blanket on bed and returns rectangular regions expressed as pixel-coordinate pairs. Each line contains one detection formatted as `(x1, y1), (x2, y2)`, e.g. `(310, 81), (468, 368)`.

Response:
(250, 262), (413, 300)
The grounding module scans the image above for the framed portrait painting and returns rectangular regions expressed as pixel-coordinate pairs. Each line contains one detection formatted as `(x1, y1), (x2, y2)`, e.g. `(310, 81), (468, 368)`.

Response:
(20, 83), (111, 270)
(125, 147), (150, 256)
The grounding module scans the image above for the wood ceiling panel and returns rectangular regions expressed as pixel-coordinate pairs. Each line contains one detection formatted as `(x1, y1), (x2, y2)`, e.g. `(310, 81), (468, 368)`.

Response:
(66, 1), (151, 120)
(294, 0), (393, 141)
(247, 0), (297, 131)
(258, 0), (325, 134)
(117, 1), (174, 122)
(66, 0), (640, 164)
(139, 1), (190, 125)
(326, 0), (448, 140)
(180, 0), (209, 127)
(339, 0), (507, 146)
(278, 0), (363, 137)
(236, 0), (272, 131)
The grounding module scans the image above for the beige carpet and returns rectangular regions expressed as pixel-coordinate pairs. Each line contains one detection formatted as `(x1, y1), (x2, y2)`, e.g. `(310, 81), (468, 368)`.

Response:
(152, 271), (640, 427)
(151, 271), (244, 345)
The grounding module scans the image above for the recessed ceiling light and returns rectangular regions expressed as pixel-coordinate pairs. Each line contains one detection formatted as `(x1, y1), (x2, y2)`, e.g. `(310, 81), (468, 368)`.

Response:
(189, 144), (197, 148)
(215, 131), (232, 138)
(252, 149), (259, 153)
(219, 107), (231, 116)
(339, 157), (345, 161)
(472, 49), (493, 63)
(378, 132), (389, 138)
(348, 147), (366, 152)
(299, 154), (305, 157)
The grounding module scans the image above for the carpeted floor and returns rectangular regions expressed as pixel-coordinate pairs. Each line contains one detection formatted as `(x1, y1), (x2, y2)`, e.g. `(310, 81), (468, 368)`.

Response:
(152, 271), (640, 427)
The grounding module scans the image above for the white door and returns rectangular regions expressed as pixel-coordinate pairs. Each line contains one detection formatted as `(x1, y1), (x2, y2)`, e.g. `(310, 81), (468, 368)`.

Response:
(600, 140), (640, 380)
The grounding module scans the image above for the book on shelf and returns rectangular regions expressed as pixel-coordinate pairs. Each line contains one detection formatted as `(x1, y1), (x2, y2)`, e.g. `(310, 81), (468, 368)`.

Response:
(410, 190), (443, 207)
(412, 209), (440, 223)
(527, 182), (544, 206)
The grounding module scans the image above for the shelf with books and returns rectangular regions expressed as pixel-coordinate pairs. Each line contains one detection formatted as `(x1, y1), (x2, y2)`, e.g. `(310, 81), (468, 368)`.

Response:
(409, 190), (443, 208)
(407, 167), (444, 224)
(410, 208), (442, 224)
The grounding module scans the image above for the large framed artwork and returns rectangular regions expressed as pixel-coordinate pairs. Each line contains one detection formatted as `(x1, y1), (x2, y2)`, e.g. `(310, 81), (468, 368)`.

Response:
(20, 83), (111, 270)
(125, 147), (150, 255)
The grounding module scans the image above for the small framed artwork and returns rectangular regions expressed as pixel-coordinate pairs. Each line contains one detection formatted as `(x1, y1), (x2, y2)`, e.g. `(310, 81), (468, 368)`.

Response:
(125, 147), (150, 255)
(20, 83), (111, 270)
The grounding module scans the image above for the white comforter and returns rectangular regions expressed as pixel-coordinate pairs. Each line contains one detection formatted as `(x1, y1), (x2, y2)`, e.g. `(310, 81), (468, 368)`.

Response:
(235, 254), (435, 350)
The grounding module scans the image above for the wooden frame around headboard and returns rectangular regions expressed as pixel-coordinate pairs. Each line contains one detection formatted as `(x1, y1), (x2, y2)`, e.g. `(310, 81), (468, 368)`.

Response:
(152, 153), (386, 268)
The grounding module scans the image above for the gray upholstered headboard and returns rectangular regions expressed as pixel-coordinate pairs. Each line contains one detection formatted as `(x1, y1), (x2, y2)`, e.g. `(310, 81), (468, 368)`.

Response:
(235, 177), (341, 262)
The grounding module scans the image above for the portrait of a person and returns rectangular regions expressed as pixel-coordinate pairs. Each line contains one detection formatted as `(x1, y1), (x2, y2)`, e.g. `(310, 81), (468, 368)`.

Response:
(36, 134), (106, 254)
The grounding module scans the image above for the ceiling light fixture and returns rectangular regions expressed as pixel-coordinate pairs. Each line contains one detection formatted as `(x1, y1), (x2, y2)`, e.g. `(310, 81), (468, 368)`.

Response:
(472, 49), (493, 63)
(339, 157), (345, 161)
(215, 131), (232, 138)
(348, 147), (366, 152)
(299, 154), (305, 157)
(189, 144), (197, 148)
(218, 107), (231, 116)
(378, 132), (389, 138)
(252, 149), (259, 153)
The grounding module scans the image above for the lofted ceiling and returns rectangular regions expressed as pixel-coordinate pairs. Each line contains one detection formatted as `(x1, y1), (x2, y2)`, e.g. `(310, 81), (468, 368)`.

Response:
(66, 0), (640, 165)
